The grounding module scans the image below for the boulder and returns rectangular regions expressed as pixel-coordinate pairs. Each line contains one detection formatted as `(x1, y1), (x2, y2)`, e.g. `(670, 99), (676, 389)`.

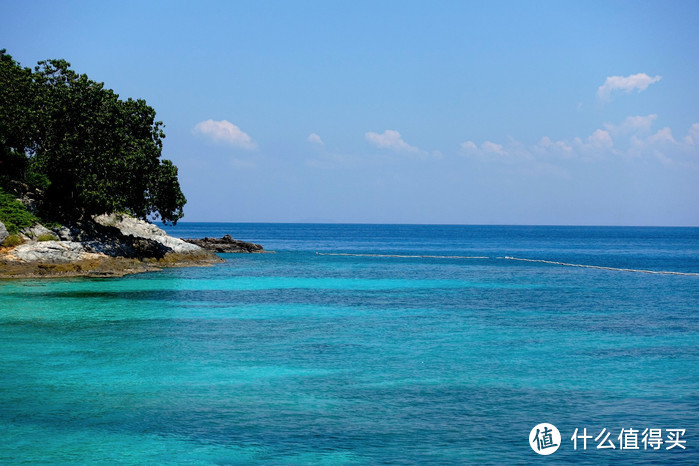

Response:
(54, 225), (77, 241)
(4, 241), (104, 263)
(183, 234), (265, 253)
(0, 220), (8, 244)
(21, 223), (57, 241)
(93, 213), (203, 254)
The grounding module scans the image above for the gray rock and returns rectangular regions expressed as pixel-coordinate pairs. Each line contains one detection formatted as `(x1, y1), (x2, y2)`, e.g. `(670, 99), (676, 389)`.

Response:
(93, 213), (203, 254)
(4, 241), (104, 263)
(54, 226), (76, 241)
(20, 194), (38, 215)
(0, 213), (220, 277)
(21, 223), (56, 241)
(0, 220), (8, 244)
(184, 234), (265, 253)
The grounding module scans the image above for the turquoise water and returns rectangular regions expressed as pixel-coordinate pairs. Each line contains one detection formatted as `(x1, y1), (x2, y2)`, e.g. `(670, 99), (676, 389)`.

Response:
(1, 225), (697, 463)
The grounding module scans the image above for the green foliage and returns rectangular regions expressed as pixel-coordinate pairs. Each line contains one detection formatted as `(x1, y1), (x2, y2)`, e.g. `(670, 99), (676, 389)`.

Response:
(37, 233), (57, 242)
(0, 187), (38, 234)
(40, 220), (63, 230)
(25, 170), (50, 190)
(0, 51), (36, 159)
(149, 160), (186, 224)
(0, 49), (186, 224)
(2, 234), (23, 247)
(0, 149), (27, 190)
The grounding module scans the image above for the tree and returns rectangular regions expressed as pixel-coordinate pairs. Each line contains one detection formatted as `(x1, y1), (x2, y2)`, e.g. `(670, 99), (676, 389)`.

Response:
(0, 50), (186, 224)
(0, 50), (35, 185)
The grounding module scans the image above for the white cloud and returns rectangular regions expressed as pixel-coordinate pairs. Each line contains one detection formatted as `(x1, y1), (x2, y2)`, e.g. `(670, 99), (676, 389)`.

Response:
(537, 136), (573, 156)
(308, 133), (324, 145)
(460, 141), (479, 153)
(464, 128), (613, 161)
(481, 141), (507, 155)
(597, 73), (662, 100)
(627, 127), (680, 162)
(683, 123), (699, 145)
(605, 114), (658, 134)
(461, 118), (696, 167)
(647, 127), (676, 145)
(586, 129), (614, 149)
(365, 130), (419, 152)
(193, 119), (257, 149)
(459, 140), (508, 157)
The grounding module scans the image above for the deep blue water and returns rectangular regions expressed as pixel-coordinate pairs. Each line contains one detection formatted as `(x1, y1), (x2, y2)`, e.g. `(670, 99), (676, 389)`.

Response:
(1, 224), (697, 463)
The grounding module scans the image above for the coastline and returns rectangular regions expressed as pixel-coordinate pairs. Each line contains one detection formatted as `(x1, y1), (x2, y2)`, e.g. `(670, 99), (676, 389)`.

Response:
(0, 214), (268, 279)
(0, 250), (222, 279)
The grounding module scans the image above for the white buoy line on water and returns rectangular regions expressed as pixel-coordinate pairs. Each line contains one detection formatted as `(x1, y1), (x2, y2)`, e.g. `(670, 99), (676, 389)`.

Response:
(315, 252), (489, 259)
(314, 252), (699, 276)
(503, 256), (699, 276)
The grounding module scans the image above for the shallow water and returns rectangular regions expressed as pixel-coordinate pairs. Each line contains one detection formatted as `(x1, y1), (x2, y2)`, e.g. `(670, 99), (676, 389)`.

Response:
(1, 225), (697, 463)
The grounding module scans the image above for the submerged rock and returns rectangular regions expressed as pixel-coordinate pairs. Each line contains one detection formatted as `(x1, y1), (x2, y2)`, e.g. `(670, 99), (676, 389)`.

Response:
(183, 234), (265, 253)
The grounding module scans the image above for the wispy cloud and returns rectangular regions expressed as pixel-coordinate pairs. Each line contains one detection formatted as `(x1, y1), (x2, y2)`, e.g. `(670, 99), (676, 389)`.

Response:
(307, 133), (324, 145)
(460, 117), (699, 166)
(597, 73), (662, 101)
(605, 114), (658, 134)
(459, 140), (510, 157)
(365, 129), (419, 153)
(481, 141), (507, 156)
(586, 129), (614, 149)
(684, 123), (699, 146)
(459, 141), (479, 154)
(629, 128), (677, 163)
(647, 127), (676, 145)
(193, 119), (257, 149)
(462, 127), (617, 160)
(535, 136), (574, 158)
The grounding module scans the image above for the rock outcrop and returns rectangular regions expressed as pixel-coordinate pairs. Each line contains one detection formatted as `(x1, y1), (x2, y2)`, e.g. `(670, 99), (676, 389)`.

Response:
(0, 220), (8, 244)
(4, 241), (103, 263)
(183, 234), (265, 253)
(0, 214), (223, 278)
(93, 213), (203, 255)
(20, 223), (57, 241)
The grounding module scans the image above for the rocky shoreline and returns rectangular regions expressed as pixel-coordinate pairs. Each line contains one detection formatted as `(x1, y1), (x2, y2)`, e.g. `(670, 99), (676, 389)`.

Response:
(0, 214), (265, 279)
(183, 234), (266, 253)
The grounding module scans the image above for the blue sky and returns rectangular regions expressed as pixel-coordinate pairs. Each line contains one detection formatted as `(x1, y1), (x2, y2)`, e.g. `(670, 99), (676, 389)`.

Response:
(2, 0), (698, 225)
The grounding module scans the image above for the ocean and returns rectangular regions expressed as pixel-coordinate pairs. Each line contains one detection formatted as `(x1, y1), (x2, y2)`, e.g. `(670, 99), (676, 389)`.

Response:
(1, 224), (697, 463)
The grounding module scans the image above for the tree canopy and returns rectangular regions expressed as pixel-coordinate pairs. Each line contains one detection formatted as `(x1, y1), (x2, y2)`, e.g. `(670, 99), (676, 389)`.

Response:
(0, 50), (186, 224)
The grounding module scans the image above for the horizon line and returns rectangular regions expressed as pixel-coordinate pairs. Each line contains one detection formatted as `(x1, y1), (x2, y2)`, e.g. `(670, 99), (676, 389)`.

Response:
(163, 221), (699, 228)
